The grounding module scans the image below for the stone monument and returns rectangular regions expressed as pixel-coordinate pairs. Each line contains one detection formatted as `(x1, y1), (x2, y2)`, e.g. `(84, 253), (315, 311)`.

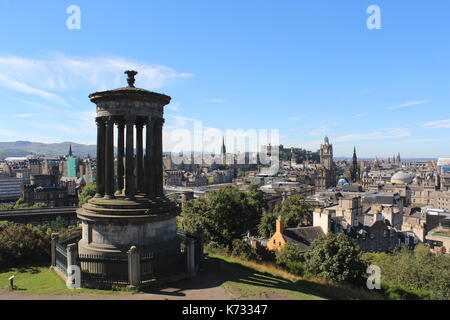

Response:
(76, 71), (181, 280)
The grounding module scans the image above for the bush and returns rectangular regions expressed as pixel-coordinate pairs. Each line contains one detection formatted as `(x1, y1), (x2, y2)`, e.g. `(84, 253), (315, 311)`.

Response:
(381, 282), (431, 300)
(230, 239), (261, 262)
(0, 224), (51, 269)
(362, 244), (450, 300)
(275, 243), (305, 276)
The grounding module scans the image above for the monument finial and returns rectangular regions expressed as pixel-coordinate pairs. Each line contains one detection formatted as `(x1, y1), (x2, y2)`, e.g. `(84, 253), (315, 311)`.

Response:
(124, 70), (138, 87)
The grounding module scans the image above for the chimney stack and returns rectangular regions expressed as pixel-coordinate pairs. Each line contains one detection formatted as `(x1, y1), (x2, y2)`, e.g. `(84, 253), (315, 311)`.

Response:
(276, 215), (284, 234)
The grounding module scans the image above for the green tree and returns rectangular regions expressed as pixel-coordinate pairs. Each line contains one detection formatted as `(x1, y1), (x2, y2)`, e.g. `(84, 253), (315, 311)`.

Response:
(305, 233), (366, 283)
(275, 243), (305, 275)
(182, 186), (262, 247)
(258, 194), (312, 237)
(78, 182), (96, 207)
(363, 244), (450, 300)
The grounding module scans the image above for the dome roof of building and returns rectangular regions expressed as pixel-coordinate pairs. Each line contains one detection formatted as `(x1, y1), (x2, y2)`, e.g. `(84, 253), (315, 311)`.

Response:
(437, 158), (450, 166)
(391, 171), (413, 184)
(337, 178), (349, 186)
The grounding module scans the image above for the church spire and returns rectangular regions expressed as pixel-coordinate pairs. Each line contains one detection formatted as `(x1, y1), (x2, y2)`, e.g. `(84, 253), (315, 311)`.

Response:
(68, 144), (73, 157)
(351, 147), (358, 183)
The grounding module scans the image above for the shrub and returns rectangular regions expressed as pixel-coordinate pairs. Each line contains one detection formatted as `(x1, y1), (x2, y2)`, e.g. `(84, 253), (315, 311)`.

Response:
(275, 243), (305, 276)
(230, 239), (261, 262)
(362, 244), (450, 300)
(0, 224), (51, 269)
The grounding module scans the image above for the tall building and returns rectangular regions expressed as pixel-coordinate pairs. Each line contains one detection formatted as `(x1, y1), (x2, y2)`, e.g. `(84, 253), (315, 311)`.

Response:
(221, 136), (226, 165)
(318, 136), (336, 189)
(350, 147), (359, 183)
(66, 144), (77, 178)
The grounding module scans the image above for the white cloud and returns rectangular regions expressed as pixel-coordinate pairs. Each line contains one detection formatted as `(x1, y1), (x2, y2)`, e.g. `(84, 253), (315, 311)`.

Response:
(289, 116), (303, 121)
(352, 112), (368, 118)
(390, 100), (431, 109)
(424, 119), (450, 129)
(0, 53), (193, 103)
(205, 98), (225, 103)
(12, 113), (34, 118)
(308, 125), (328, 136)
(333, 128), (411, 142)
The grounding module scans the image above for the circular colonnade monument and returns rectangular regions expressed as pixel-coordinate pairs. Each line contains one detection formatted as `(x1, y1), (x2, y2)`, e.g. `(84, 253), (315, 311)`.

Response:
(76, 71), (182, 282)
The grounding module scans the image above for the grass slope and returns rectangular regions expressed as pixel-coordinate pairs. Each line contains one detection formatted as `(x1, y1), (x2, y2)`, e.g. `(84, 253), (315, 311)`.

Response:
(0, 266), (127, 295)
(208, 252), (384, 300)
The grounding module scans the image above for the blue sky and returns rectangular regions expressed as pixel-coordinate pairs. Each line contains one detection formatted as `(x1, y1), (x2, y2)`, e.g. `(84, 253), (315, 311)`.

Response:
(0, 0), (449, 158)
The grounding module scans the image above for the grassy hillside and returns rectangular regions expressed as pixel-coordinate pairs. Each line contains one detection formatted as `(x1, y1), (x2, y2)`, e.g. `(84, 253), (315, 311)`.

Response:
(206, 252), (385, 300)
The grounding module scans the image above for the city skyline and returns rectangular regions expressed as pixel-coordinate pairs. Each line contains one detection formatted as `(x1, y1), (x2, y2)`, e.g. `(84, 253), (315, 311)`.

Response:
(0, 1), (450, 158)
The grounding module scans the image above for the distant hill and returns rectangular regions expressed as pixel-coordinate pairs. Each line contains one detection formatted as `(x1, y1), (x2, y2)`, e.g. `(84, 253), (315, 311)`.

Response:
(0, 141), (96, 158)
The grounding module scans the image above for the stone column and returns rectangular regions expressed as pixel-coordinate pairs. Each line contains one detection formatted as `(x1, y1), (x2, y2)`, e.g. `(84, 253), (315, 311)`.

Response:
(153, 118), (164, 197)
(145, 118), (155, 198)
(94, 117), (106, 198)
(124, 117), (135, 200)
(127, 246), (140, 288)
(104, 117), (115, 199)
(66, 243), (78, 270)
(186, 237), (196, 277)
(51, 233), (59, 267)
(116, 119), (125, 195)
(136, 120), (144, 193)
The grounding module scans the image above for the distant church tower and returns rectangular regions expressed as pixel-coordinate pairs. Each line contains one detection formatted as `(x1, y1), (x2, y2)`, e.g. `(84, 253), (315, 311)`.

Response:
(221, 136), (226, 165)
(319, 136), (336, 189)
(350, 147), (359, 183)
(396, 153), (401, 165)
(320, 136), (333, 171)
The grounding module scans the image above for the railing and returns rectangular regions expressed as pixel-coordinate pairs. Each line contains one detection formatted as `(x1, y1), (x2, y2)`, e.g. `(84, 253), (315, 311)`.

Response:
(140, 252), (154, 282)
(51, 231), (203, 289)
(78, 254), (129, 288)
(55, 242), (67, 274)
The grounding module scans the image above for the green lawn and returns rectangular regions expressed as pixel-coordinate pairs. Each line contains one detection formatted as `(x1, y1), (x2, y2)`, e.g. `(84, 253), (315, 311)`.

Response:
(0, 255), (385, 299)
(0, 266), (129, 295)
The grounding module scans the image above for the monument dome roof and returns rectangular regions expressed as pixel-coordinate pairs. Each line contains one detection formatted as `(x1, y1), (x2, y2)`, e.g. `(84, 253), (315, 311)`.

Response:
(391, 171), (413, 184)
(88, 70), (171, 105)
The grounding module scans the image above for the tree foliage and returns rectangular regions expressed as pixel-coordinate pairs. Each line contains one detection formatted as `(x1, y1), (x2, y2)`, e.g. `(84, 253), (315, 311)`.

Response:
(0, 198), (47, 211)
(0, 223), (51, 268)
(258, 194), (312, 238)
(78, 182), (96, 207)
(275, 243), (305, 275)
(305, 233), (366, 283)
(182, 186), (265, 247)
(363, 244), (450, 300)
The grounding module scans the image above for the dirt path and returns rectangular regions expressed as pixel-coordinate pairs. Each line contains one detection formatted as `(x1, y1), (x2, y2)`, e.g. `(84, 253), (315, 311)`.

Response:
(0, 286), (230, 300)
